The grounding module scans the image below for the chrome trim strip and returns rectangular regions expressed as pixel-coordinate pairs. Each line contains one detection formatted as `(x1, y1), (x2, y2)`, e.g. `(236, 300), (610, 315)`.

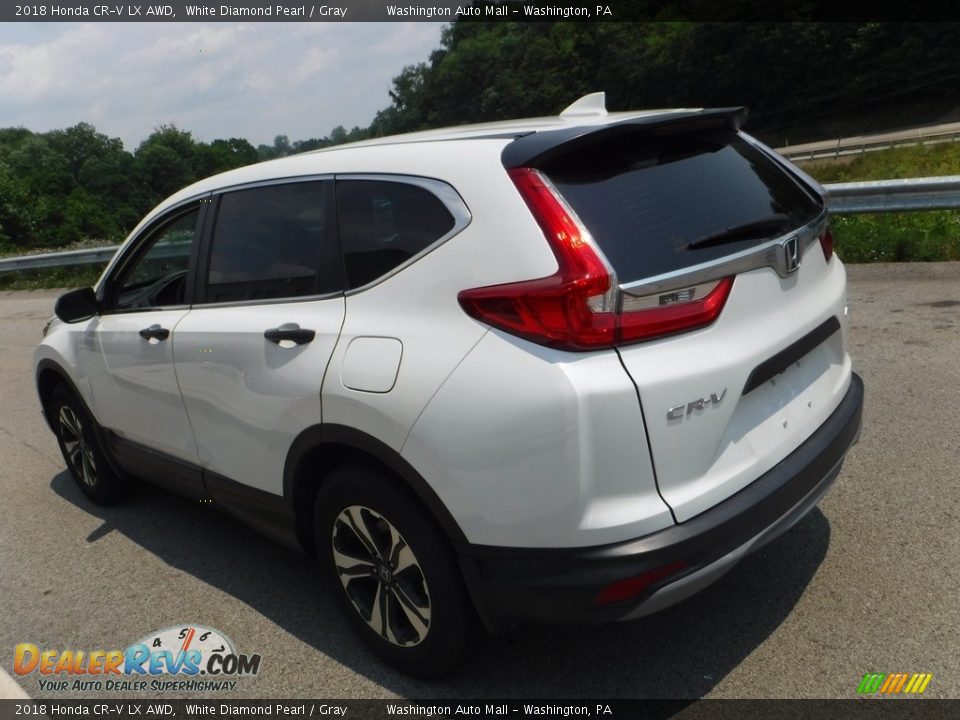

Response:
(186, 291), (343, 310)
(209, 173), (335, 195)
(621, 279), (723, 312)
(619, 209), (828, 298)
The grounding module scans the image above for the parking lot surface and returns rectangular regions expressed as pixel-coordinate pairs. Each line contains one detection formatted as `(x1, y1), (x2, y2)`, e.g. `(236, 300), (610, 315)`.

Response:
(1, 262), (958, 699)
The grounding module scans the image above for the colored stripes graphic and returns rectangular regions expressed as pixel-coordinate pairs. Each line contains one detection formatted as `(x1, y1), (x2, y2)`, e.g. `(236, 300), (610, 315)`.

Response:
(857, 672), (933, 694)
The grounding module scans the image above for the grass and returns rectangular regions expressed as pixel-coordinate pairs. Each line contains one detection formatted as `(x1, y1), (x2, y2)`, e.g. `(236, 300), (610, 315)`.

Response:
(800, 142), (960, 263)
(799, 140), (960, 182)
(828, 212), (960, 263)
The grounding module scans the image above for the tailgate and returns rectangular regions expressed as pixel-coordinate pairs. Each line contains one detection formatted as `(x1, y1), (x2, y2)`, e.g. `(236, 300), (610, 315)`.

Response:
(617, 252), (851, 521)
(535, 121), (853, 521)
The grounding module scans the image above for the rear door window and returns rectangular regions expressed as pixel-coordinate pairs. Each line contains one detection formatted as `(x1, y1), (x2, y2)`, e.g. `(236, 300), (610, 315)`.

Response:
(542, 130), (823, 283)
(203, 181), (340, 304)
(336, 179), (456, 290)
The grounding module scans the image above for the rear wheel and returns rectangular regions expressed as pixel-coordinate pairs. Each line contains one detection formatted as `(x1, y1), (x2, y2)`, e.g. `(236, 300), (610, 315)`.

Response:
(314, 464), (478, 678)
(50, 386), (127, 504)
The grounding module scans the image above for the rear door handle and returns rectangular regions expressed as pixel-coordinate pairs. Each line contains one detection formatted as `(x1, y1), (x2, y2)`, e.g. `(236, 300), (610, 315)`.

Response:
(264, 324), (315, 346)
(139, 324), (170, 341)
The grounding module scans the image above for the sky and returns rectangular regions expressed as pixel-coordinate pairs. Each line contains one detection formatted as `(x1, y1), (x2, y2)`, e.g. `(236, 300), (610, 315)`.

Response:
(0, 22), (444, 150)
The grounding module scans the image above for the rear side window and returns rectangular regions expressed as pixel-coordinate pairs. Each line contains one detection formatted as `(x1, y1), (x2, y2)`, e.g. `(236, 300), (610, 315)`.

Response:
(205, 181), (339, 304)
(336, 179), (456, 289)
(542, 130), (822, 283)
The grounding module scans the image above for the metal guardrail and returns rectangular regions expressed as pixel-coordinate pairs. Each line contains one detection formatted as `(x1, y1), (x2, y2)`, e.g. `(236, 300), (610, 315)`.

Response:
(0, 242), (193, 274)
(2, 177), (960, 274)
(777, 121), (960, 161)
(0, 246), (118, 273)
(824, 176), (960, 214)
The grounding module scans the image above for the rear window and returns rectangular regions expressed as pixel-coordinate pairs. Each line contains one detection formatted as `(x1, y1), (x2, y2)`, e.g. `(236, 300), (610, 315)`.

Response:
(541, 130), (822, 283)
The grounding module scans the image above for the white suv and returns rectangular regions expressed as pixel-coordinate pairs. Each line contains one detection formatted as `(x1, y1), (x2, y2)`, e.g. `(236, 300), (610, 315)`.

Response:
(35, 94), (863, 678)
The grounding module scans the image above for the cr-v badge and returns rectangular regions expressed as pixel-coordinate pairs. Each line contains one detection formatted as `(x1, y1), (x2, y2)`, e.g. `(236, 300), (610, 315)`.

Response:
(667, 389), (727, 420)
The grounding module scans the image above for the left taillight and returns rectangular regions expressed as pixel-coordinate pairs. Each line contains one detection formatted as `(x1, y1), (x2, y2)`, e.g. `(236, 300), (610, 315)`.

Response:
(457, 168), (732, 351)
(819, 226), (834, 262)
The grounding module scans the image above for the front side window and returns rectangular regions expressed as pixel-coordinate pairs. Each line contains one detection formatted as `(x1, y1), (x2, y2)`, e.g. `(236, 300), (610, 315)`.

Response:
(205, 181), (338, 304)
(336, 180), (456, 289)
(111, 207), (197, 312)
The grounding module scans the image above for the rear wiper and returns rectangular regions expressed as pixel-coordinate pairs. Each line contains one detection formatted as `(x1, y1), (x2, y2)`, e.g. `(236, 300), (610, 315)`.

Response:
(687, 213), (790, 250)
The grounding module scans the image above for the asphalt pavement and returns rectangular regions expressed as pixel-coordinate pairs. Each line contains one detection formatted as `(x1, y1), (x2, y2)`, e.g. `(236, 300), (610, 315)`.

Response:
(0, 263), (958, 700)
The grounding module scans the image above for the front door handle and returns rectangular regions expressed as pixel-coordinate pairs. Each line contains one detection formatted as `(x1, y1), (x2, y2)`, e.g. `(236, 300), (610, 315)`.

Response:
(264, 323), (315, 346)
(139, 324), (170, 341)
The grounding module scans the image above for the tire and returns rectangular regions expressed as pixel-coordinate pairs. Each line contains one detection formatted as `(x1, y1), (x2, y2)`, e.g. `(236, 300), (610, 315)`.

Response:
(314, 463), (479, 678)
(50, 386), (128, 504)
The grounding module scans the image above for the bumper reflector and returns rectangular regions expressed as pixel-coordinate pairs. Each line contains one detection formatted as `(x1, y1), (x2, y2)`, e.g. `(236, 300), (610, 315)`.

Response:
(593, 561), (688, 605)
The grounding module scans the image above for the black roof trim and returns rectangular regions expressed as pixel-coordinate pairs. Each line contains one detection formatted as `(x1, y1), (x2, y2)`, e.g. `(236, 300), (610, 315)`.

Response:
(500, 107), (749, 169)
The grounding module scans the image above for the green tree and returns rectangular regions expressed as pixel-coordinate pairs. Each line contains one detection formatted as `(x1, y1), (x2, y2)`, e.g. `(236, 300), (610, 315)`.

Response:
(0, 162), (34, 248)
(196, 137), (259, 177)
(135, 125), (200, 208)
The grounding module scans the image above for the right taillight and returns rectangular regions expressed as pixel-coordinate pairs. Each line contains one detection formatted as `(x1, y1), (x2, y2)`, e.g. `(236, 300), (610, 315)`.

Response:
(618, 277), (734, 344)
(457, 167), (732, 351)
(819, 227), (834, 262)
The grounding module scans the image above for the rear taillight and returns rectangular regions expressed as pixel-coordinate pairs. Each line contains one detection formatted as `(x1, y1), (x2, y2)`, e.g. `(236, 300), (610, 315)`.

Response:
(457, 168), (616, 350)
(819, 227), (834, 262)
(457, 168), (732, 351)
(619, 277), (734, 344)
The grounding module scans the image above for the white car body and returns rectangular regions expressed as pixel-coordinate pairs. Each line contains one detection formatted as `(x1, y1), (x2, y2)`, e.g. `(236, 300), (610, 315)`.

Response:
(35, 94), (863, 676)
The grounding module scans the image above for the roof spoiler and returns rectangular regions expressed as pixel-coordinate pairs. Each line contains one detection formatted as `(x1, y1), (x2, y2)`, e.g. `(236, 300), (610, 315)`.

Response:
(502, 105), (749, 168)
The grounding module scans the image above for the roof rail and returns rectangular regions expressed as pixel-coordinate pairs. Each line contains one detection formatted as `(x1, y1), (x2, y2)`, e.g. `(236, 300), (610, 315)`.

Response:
(559, 92), (608, 119)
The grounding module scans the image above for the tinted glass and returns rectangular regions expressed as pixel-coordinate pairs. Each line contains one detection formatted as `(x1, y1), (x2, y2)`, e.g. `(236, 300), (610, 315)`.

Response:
(336, 180), (456, 289)
(206, 181), (337, 303)
(115, 208), (196, 311)
(543, 130), (823, 283)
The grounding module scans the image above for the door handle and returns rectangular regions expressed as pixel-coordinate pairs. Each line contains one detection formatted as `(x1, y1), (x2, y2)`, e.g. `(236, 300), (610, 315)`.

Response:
(264, 324), (315, 346)
(139, 324), (170, 341)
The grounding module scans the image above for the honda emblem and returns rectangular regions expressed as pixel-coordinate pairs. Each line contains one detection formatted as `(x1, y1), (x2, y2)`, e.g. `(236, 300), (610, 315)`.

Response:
(783, 236), (800, 274)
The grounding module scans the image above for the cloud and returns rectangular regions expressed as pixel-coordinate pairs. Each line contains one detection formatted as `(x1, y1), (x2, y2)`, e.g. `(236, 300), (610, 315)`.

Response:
(0, 22), (443, 149)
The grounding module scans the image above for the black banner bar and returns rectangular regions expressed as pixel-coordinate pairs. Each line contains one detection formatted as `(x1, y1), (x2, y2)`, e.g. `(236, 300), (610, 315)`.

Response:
(2, 700), (960, 720)
(3, 0), (960, 22)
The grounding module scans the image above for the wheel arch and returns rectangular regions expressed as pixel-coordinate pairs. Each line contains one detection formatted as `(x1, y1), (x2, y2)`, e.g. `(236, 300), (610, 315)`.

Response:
(36, 359), (90, 433)
(284, 423), (468, 553)
(35, 357), (129, 482)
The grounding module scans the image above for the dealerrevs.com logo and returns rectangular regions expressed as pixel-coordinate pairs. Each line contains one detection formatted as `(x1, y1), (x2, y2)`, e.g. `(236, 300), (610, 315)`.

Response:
(14, 625), (261, 693)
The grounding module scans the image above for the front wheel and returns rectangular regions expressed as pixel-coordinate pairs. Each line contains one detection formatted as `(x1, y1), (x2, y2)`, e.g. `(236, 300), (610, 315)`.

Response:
(50, 386), (127, 504)
(314, 464), (479, 678)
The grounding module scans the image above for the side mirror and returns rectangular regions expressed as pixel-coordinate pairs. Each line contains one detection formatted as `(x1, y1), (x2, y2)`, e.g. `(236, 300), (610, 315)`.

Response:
(54, 287), (99, 323)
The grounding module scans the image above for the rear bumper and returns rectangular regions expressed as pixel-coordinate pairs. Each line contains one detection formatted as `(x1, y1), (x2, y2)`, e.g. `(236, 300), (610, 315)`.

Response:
(457, 372), (863, 628)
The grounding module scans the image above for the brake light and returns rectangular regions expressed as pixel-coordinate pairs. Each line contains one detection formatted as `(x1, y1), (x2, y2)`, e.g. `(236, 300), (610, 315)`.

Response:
(593, 561), (688, 605)
(457, 168), (732, 351)
(819, 227), (834, 262)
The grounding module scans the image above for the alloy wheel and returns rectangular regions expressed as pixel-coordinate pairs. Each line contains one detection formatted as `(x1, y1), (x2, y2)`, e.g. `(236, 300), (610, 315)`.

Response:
(58, 405), (97, 488)
(331, 505), (431, 647)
